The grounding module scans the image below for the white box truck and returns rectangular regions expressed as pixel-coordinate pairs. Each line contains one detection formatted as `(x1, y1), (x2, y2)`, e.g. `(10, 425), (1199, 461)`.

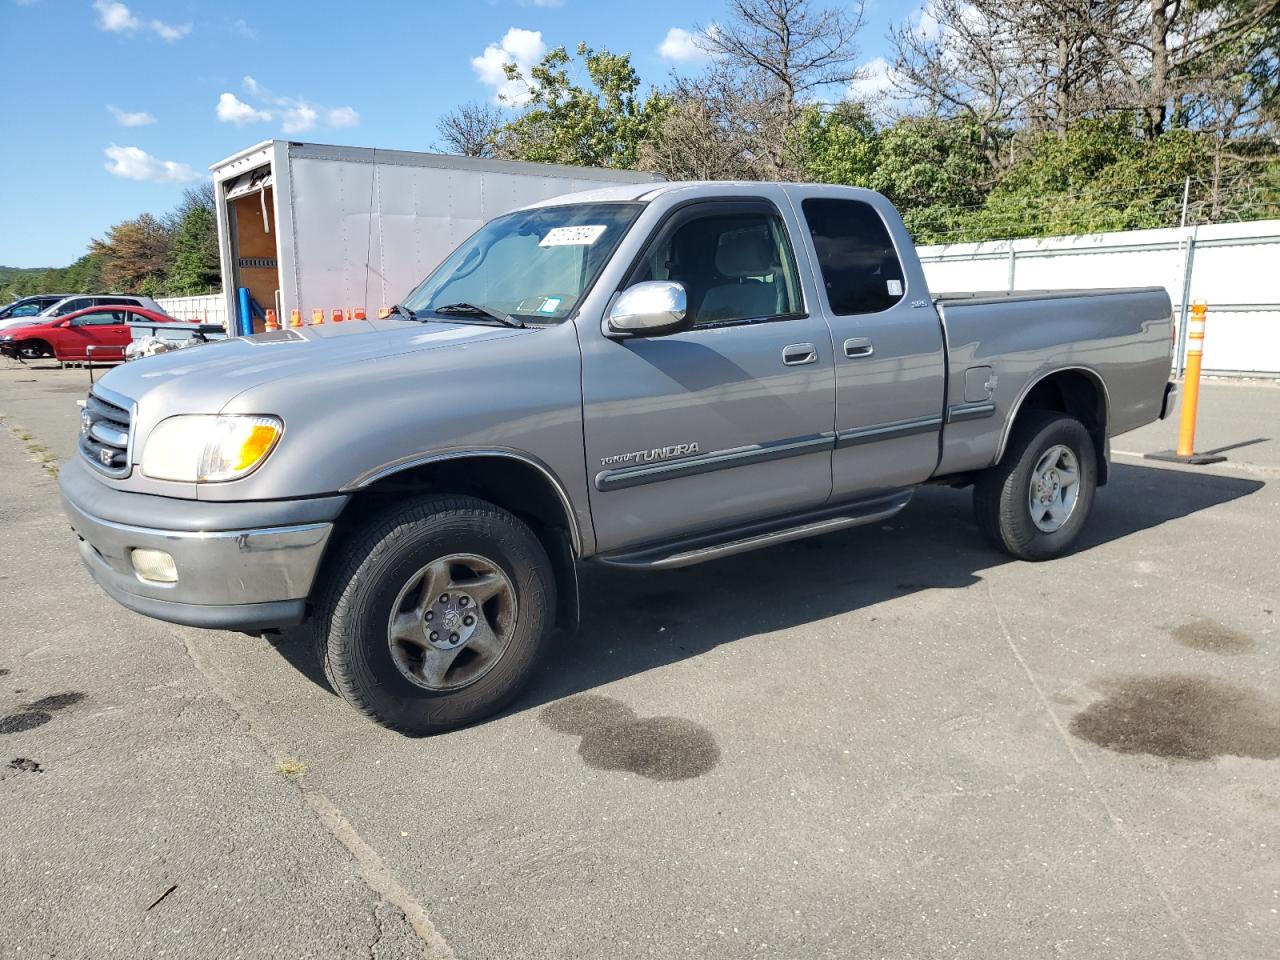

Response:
(211, 140), (663, 333)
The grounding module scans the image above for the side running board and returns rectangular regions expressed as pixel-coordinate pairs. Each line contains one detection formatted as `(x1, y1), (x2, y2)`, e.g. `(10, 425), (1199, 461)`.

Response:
(595, 490), (913, 570)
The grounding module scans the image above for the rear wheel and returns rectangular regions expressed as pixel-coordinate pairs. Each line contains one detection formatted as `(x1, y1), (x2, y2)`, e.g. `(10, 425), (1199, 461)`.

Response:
(313, 494), (554, 734)
(973, 412), (1097, 561)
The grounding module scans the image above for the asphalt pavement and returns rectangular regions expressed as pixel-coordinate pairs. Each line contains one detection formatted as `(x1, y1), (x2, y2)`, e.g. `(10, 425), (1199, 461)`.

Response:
(2, 360), (1277, 959)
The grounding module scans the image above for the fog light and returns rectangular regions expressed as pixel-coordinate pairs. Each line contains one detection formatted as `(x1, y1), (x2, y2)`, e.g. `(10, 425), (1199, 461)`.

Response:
(131, 548), (178, 583)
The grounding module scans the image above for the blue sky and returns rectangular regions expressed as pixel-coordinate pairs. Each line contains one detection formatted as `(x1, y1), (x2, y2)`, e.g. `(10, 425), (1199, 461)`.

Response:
(2, 0), (918, 267)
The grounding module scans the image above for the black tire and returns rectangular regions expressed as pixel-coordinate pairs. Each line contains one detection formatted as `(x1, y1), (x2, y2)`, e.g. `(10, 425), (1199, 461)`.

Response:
(312, 494), (554, 734)
(15, 340), (51, 361)
(973, 411), (1097, 561)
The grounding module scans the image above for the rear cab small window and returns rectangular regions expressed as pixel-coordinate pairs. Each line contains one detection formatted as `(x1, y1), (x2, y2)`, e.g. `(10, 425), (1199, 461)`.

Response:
(801, 198), (906, 315)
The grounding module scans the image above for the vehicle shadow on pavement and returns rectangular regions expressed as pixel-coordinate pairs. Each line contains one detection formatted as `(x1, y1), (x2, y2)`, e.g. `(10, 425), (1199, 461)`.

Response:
(516, 462), (1265, 714)
(268, 462), (1263, 721)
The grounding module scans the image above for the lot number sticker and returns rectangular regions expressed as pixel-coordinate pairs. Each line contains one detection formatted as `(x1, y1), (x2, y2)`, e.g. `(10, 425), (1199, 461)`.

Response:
(540, 225), (607, 247)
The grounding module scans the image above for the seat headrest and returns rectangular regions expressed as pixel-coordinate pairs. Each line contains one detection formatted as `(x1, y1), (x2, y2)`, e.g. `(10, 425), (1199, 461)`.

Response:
(715, 228), (776, 278)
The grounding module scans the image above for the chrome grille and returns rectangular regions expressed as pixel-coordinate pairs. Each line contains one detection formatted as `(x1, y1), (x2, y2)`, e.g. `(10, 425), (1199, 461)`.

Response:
(80, 389), (134, 477)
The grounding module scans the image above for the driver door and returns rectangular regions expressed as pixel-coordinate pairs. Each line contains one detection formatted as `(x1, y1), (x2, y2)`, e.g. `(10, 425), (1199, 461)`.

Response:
(59, 309), (127, 360)
(580, 198), (835, 553)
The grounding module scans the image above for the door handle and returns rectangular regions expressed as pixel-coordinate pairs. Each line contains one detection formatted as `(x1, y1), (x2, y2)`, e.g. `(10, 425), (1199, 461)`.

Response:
(844, 337), (874, 358)
(782, 343), (817, 366)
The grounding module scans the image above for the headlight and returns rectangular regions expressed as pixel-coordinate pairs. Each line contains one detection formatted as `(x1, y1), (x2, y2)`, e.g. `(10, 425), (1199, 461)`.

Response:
(141, 415), (282, 482)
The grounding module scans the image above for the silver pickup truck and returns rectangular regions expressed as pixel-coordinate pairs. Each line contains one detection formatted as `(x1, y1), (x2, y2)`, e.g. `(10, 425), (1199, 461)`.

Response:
(59, 182), (1176, 732)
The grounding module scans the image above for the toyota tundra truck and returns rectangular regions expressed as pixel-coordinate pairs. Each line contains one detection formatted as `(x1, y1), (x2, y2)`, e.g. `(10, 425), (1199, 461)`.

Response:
(59, 182), (1177, 733)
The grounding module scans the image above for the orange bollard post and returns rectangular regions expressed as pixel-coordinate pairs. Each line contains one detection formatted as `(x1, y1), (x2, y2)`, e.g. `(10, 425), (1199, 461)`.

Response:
(332, 308), (343, 324)
(264, 309), (279, 331)
(311, 308), (324, 325)
(289, 308), (303, 328)
(354, 308), (366, 321)
(1146, 300), (1226, 465)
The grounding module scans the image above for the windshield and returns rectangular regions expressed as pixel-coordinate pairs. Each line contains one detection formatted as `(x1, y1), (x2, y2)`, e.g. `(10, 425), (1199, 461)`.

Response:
(402, 202), (642, 324)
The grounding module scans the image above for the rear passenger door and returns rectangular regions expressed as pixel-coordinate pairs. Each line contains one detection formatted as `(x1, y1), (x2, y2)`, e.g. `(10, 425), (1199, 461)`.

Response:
(581, 197), (835, 553)
(792, 193), (947, 498)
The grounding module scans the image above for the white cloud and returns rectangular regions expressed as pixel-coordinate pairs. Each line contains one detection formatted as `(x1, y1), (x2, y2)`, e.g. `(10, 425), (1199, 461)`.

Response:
(518, 0), (564, 5)
(915, 3), (943, 41)
(848, 57), (896, 101)
(94, 0), (137, 32)
(107, 104), (155, 126)
(219, 80), (357, 134)
(327, 106), (360, 128)
(233, 19), (257, 40)
(658, 27), (710, 62)
(216, 92), (272, 124)
(93, 1), (190, 41)
(104, 144), (199, 183)
(150, 19), (190, 41)
(471, 27), (546, 105)
(282, 103), (318, 134)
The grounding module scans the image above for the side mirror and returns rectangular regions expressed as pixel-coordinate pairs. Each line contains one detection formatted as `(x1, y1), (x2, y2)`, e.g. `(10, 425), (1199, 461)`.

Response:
(57, 319), (72, 328)
(606, 281), (690, 337)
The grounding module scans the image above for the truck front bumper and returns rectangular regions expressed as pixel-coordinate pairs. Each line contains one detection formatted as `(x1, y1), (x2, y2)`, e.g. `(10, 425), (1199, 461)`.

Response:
(58, 458), (347, 631)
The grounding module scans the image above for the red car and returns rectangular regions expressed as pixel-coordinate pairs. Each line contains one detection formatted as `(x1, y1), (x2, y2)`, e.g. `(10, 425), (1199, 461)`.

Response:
(0, 305), (176, 362)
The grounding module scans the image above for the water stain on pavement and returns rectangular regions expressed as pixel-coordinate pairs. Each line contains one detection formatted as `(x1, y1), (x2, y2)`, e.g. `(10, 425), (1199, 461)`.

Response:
(0, 712), (52, 734)
(1069, 674), (1280, 761)
(1170, 618), (1254, 655)
(0, 690), (86, 736)
(540, 694), (720, 781)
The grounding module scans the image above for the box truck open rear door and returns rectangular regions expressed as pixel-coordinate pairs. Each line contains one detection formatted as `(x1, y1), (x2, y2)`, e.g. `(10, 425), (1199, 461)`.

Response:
(223, 168), (280, 334)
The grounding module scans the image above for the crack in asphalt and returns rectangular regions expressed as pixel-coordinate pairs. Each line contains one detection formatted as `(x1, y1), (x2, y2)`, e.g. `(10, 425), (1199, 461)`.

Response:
(175, 632), (455, 960)
(985, 578), (1204, 960)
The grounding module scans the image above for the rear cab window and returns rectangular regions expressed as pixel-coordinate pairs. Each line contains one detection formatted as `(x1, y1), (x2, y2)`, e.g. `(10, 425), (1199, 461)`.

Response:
(801, 198), (906, 315)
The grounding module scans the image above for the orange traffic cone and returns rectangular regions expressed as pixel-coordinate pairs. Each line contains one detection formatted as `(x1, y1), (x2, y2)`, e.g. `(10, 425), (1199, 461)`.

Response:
(332, 308), (343, 324)
(264, 309), (279, 331)
(354, 308), (367, 321)
(289, 309), (302, 328)
(311, 309), (324, 325)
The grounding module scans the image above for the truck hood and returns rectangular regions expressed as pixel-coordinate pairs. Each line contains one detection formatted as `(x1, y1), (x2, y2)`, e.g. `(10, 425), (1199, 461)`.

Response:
(95, 318), (536, 416)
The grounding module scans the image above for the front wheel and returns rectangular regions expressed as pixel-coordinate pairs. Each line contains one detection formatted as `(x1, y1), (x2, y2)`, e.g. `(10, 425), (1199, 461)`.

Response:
(313, 494), (555, 734)
(15, 340), (51, 362)
(973, 412), (1097, 561)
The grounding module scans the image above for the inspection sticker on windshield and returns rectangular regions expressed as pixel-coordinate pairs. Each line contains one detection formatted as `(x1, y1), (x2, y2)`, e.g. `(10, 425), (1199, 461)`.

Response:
(538, 297), (562, 314)
(540, 225), (607, 247)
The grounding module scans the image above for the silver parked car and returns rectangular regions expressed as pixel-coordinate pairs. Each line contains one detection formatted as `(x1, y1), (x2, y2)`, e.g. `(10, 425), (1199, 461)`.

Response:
(0, 294), (166, 332)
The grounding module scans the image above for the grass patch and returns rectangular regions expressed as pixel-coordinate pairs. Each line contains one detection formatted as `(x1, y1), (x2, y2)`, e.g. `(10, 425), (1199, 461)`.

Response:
(277, 757), (308, 778)
(10, 426), (32, 441)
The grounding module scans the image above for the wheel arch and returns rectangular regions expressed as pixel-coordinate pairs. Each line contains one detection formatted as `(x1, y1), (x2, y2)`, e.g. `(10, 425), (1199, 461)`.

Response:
(996, 366), (1111, 485)
(15, 337), (53, 358)
(335, 449), (583, 629)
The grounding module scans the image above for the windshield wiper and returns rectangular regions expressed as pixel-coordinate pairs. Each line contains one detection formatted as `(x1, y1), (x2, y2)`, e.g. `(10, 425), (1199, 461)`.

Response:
(431, 302), (524, 328)
(387, 303), (417, 321)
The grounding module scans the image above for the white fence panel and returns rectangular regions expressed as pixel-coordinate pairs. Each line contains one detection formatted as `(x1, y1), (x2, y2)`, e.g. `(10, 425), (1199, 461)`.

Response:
(155, 294), (228, 328)
(916, 219), (1280, 376)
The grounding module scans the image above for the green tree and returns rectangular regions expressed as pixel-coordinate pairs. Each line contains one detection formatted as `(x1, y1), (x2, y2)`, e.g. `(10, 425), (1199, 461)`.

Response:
(787, 102), (880, 187)
(968, 121), (1217, 238)
(165, 186), (220, 295)
(868, 117), (992, 241)
(492, 43), (669, 169)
